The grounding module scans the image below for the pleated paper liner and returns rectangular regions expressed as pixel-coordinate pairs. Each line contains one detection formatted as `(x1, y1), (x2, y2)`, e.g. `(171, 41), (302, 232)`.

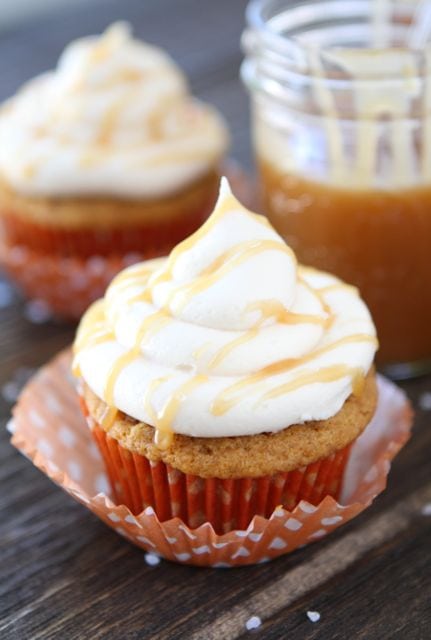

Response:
(11, 349), (413, 567)
(88, 420), (351, 534)
(0, 242), (166, 320)
(0, 181), (216, 258)
(0, 161), (252, 319)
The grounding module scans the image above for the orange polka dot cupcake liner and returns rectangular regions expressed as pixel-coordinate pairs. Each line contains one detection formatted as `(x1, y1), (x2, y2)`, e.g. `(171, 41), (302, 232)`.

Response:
(88, 420), (351, 534)
(0, 205), (212, 259)
(0, 213), (211, 321)
(10, 350), (413, 567)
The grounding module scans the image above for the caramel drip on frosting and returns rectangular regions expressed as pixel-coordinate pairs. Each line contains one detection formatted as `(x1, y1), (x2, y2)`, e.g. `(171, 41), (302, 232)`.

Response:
(208, 329), (259, 370)
(258, 364), (363, 404)
(211, 333), (377, 416)
(99, 405), (118, 430)
(143, 376), (171, 426)
(153, 375), (208, 450)
(104, 351), (138, 406)
(102, 309), (172, 408)
(22, 163), (36, 179)
(318, 283), (359, 296)
(208, 298), (327, 370)
(97, 96), (129, 146)
(246, 299), (327, 326)
(133, 311), (171, 352)
(165, 240), (295, 314)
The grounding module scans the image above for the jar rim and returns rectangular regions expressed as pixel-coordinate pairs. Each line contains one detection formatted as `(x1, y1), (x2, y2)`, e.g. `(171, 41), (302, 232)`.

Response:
(245, 0), (431, 57)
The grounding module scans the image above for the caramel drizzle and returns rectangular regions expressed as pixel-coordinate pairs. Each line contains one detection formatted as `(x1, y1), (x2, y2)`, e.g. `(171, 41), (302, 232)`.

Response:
(152, 375), (208, 450)
(99, 405), (118, 430)
(211, 334), (377, 416)
(104, 351), (138, 406)
(208, 329), (259, 370)
(161, 239), (296, 314)
(97, 97), (129, 146)
(22, 163), (37, 179)
(133, 311), (172, 351)
(102, 309), (172, 406)
(318, 283), (359, 296)
(246, 299), (327, 326)
(208, 298), (327, 371)
(74, 187), (375, 447)
(258, 364), (364, 404)
(143, 376), (172, 425)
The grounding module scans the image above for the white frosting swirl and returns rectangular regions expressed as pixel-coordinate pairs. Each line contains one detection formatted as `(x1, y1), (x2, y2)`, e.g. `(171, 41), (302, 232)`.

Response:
(0, 23), (229, 198)
(74, 178), (377, 439)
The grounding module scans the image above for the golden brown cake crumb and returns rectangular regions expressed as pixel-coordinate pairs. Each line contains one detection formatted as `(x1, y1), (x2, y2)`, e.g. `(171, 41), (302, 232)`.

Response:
(82, 369), (377, 478)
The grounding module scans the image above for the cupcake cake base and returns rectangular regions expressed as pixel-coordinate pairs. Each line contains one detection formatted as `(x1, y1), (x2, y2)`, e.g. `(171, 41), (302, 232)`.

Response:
(80, 370), (376, 534)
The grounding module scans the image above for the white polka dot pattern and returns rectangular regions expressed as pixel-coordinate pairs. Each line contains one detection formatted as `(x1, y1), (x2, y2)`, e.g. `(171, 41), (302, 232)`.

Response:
(0, 242), (144, 320)
(10, 351), (413, 567)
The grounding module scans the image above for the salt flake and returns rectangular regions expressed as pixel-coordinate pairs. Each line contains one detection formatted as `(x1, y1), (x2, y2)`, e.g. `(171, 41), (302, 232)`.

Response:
(307, 611), (321, 623)
(245, 616), (261, 631)
(145, 553), (161, 567)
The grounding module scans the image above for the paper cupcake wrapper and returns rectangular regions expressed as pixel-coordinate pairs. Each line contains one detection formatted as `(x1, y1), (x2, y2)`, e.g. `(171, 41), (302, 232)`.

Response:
(0, 244), (144, 319)
(88, 421), (350, 534)
(0, 161), (252, 319)
(0, 194), (213, 258)
(10, 349), (413, 567)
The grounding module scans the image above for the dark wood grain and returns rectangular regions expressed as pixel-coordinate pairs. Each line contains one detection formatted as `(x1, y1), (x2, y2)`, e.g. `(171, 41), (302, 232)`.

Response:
(0, 2), (430, 639)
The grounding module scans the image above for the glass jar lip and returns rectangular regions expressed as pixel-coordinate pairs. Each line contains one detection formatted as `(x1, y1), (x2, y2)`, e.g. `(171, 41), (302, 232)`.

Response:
(245, 0), (431, 56)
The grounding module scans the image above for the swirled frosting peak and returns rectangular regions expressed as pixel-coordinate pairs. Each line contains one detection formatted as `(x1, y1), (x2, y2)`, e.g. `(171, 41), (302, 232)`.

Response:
(74, 178), (377, 445)
(0, 22), (229, 198)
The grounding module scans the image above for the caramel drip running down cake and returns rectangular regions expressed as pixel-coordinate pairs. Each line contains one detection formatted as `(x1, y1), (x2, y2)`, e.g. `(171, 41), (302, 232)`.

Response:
(73, 178), (378, 528)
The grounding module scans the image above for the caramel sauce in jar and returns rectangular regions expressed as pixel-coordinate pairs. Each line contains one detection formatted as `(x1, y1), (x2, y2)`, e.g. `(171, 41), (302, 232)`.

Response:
(258, 160), (431, 366)
(242, 0), (431, 373)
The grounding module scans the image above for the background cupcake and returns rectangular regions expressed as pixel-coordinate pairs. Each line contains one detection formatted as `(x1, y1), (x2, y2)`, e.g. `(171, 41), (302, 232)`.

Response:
(0, 22), (230, 318)
(73, 179), (378, 534)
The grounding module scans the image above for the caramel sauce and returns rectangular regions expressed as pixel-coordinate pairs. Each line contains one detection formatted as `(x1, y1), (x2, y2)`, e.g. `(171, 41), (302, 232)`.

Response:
(258, 364), (362, 403)
(192, 342), (211, 360)
(104, 351), (138, 406)
(153, 375), (208, 450)
(259, 159), (431, 364)
(166, 239), (294, 314)
(133, 310), (171, 352)
(208, 329), (259, 370)
(142, 376), (171, 426)
(71, 359), (81, 378)
(22, 164), (36, 179)
(246, 299), (326, 326)
(99, 405), (118, 430)
(96, 98), (127, 146)
(211, 333), (376, 416)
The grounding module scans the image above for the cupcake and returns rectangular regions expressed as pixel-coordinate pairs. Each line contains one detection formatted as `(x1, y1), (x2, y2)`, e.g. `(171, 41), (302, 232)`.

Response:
(73, 177), (378, 534)
(0, 22), (229, 317)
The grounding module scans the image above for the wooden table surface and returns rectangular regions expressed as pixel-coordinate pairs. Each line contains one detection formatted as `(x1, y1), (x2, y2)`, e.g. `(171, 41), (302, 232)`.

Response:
(0, 1), (430, 638)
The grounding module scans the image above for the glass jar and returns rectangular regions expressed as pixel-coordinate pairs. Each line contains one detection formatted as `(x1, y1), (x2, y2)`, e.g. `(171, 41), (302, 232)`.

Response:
(241, 0), (431, 378)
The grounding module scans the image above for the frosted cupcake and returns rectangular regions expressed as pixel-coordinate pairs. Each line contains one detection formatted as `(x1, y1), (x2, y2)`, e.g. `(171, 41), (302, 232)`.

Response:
(0, 23), (229, 317)
(73, 178), (378, 533)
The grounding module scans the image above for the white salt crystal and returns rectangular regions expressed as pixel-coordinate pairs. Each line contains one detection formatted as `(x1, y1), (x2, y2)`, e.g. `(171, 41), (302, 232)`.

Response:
(144, 553), (161, 567)
(307, 611), (321, 623)
(245, 616), (262, 630)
